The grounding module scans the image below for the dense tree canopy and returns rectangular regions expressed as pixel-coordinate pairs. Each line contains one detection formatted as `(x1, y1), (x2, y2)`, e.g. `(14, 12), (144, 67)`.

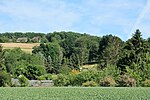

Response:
(0, 30), (149, 87)
(98, 35), (123, 69)
(0, 32), (44, 43)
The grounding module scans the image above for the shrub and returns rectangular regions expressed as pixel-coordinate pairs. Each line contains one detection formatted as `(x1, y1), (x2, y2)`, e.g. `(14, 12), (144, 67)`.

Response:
(51, 74), (58, 80)
(26, 64), (46, 80)
(53, 74), (69, 86)
(67, 74), (77, 86)
(82, 81), (97, 87)
(37, 76), (46, 80)
(96, 66), (120, 83)
(72, 71), (98, 86)
(15, 64), (46, 80)
(118, 75), (136, 87)
(37, 74), (53, 80)
(100, 76), (116, 87)
(142, 79), (150, 87)
(44, 74), (53, 80)
(0, 71), (11, 87)
(18, 75), (29, 87)
(59, 66), (71, 75)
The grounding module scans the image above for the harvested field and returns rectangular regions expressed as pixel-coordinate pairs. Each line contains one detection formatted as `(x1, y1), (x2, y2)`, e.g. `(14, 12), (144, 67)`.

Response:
(0, 43), (40, 53)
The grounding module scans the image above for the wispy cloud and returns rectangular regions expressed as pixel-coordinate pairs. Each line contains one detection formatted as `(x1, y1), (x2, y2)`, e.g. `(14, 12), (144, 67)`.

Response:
(72, 0), (145, 39)
(0, 0), (149, 40)
(0, 0), (81, 32)
(130, 0), (150, 39)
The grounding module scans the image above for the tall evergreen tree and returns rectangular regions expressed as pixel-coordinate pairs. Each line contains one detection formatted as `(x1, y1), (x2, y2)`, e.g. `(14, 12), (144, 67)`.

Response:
(98, 35), (123, 69)
(117, 29), (146, 70)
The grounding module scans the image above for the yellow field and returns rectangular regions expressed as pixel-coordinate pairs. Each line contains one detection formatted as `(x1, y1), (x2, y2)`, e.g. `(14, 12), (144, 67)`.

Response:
(82, 64), (97, 69)
(0, 43), (40, 53)
(81, 64), (97, 71)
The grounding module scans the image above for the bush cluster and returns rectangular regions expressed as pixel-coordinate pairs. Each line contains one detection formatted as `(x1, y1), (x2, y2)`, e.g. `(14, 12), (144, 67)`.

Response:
(0, 71), (11, 87)
(142, 79), (150, 87)
(100, 76), (116, 87)
(118, 75), (136, 87)
(82, 81), (97, 87)
(18, 75), (29, 87)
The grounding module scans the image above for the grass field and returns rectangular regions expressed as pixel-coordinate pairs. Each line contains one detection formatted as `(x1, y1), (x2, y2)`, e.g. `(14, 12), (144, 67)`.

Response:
(0, 43), (40, 53)
(0, 87), (149, 100)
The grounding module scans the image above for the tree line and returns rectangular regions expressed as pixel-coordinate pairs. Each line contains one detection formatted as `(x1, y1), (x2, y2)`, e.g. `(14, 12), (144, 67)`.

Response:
(0, 29), (150, 87)
(0, 32), (45, 43)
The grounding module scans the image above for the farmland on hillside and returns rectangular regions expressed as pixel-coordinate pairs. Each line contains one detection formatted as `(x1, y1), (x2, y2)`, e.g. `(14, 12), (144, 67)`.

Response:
(0, 43), (40, 53)
(0, 87), (150, 100)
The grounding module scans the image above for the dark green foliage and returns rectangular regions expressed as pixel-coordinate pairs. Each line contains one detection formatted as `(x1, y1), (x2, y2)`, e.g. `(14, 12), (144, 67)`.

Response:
(15, 64), (46, 80)
(33, 42), (63, 74)
(73, 36), (100, 65)
(4, 48), (44, 76)
(0, 44), (2, 52)
(116, 29), (150, 86)
(59, 65), (71, 75)
(98, 35), (123, 69)
(0, 30), (149, 87)
(41, 35), (48, 43)
(0, 37), (9, 43)
(53, 74), (69, 86)
(117, 29), (146, 70)
(4, 48), (25, 74)
(0, 71), (11, 87)
(26, 64), (46, 80)
(34, 31), (100, 71)
(0, 32), (45, 43)
(125, 58), (150, 86)
(0, 45), (6, 71)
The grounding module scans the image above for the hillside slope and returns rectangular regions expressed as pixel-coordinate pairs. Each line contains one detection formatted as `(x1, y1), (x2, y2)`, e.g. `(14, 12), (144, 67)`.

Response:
(0, 43), (40, 53)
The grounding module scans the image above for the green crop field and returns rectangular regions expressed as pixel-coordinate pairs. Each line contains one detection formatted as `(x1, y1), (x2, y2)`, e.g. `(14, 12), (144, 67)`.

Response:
(0, 87), (150, 100)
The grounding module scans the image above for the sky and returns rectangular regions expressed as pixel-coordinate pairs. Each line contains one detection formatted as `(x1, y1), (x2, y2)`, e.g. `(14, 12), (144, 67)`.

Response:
(0, 0), (150, 40)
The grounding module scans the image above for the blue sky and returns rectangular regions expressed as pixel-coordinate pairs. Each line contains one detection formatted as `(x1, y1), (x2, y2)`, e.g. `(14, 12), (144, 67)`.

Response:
(0, 0), (150, 40)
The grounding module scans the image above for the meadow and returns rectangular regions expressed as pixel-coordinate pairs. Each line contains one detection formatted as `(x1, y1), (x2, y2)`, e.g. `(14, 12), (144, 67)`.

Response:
(0, 87), (149, 100)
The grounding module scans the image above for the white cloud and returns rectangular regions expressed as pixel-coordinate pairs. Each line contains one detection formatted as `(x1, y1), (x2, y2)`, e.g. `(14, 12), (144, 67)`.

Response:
(73, 0), (145, 39)
(0, 0), (149, 40)
(0, 0), (81, 32)
(130, 0), (150, 38)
